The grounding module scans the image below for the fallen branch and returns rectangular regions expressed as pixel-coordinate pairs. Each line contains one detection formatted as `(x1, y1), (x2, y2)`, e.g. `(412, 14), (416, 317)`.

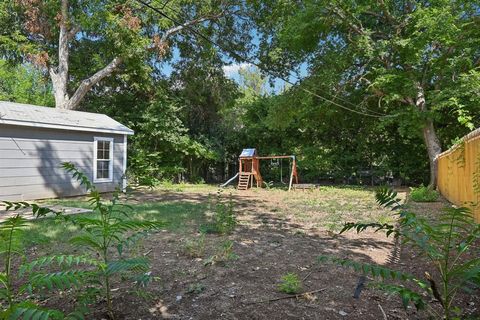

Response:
(378, 303), (387, 320)
(245, 288), (327, 305)
(302, 261), (320, 282)
(302, 269), (314, 282)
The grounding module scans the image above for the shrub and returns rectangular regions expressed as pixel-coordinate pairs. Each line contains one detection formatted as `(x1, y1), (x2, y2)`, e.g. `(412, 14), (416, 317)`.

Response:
(409, 184), (439, 202)
(278, 273), (302, 294)
(320, 188), (480, 319)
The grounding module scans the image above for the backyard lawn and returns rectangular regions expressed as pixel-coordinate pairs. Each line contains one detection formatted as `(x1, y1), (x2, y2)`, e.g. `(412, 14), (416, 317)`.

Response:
(3, 1), (480, 319)
(6, 185), (478, 319)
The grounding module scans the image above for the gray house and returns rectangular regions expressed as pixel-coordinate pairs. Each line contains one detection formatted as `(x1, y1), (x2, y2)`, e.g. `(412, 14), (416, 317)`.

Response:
(0, 101), (134, 201)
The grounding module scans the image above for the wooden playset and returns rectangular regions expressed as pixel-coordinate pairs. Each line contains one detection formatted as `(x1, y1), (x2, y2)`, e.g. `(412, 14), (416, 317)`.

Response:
(223, 148), (299, 191)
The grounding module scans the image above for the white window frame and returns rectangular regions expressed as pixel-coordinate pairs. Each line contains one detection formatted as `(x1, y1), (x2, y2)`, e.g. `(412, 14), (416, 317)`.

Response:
(93, 137), (114, 183)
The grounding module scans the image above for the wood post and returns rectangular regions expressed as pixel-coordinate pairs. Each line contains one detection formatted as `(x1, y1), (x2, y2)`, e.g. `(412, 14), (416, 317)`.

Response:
(288, 158), (296, 191)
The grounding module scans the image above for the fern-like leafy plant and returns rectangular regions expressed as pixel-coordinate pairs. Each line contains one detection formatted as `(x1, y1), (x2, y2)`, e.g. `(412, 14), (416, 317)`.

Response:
(62, 162), (165, 319)
(320, 187), (480, 319)
(0, 204), (93, 319)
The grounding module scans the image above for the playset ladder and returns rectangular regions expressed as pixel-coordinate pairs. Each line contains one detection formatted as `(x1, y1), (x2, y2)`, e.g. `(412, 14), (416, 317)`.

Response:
(237, 172), (251, 190)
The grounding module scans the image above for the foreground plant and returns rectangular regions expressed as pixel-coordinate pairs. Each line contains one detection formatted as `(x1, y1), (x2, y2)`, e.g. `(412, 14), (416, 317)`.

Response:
(319, 188), (480, 319)
(62, 163), (165, 319)
(0, 204), (92, 319)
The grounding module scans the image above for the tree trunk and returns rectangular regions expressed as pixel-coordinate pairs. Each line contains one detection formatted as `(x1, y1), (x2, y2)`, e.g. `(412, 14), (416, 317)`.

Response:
(423, 120), (442, 188)
(416, 84), (442, 188)
(50, 0), (122, 110)
(51, 0), (70, 109)
(48, 1), (225, 110)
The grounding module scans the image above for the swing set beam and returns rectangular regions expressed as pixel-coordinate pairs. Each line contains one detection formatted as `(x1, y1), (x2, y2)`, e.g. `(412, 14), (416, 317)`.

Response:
(254, 155), (295, 160)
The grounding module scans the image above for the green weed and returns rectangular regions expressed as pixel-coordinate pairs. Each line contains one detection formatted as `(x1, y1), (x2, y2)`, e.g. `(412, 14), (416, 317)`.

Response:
(187, 282), (206, 294)
(204, 240), (238, 266)
(410, 185), (439, 202)
(62, 163), (165, 319)
(183, 234), (206, 258)
(278, 272), (302, 294)
(0, 204), (94, 319)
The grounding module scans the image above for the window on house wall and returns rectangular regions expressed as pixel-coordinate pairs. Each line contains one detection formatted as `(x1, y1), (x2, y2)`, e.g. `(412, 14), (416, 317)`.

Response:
(94, 137), (113, 182)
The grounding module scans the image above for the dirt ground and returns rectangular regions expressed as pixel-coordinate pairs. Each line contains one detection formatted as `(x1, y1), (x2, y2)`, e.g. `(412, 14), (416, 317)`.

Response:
(30, 187), (480, 319)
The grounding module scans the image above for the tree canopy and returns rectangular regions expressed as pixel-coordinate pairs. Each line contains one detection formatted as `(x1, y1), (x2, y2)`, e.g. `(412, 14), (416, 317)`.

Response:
(1, 0), (479, 186)
(250, 0), (480, 185)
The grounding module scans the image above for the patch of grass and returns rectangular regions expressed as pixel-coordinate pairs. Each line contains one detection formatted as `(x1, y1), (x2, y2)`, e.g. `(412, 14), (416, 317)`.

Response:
(41, 198), (92, 209)
(281, 186), (397, 231)
(24, 216), (82, 248)
(156, 182), (218, 193)
(278, 272), (302, 294)
(25, 200), (209, 251)
(200, 192), (236, 234)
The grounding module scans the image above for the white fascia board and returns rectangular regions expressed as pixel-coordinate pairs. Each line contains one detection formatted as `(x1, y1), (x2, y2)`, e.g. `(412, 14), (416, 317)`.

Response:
(0, 119), (134, 135)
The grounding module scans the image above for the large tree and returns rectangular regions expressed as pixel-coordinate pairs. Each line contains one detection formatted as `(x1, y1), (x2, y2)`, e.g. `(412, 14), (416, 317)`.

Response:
(1, 0), (248, 110)
(250, 0), (480, 186)
(0, 59), (54, 106)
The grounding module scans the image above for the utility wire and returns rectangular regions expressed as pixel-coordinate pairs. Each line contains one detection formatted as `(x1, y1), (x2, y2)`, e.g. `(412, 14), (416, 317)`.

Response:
(134, 0), (390, 118)
(155, 0), (388, 117)
(156, 1), (387, 117)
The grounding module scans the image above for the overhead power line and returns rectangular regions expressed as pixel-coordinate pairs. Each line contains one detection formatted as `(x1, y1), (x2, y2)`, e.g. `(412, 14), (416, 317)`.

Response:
(156, 0), (387, 117)
(134, 0), (390, 118)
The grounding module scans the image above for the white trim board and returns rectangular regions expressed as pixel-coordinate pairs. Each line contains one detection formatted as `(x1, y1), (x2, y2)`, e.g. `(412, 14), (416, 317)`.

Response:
(0, 119), (134, 135)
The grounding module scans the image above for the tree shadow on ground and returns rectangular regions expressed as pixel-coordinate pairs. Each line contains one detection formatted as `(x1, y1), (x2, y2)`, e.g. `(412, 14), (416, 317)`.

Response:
(22, 187), (459, 319)
(77, 188), (418, 319)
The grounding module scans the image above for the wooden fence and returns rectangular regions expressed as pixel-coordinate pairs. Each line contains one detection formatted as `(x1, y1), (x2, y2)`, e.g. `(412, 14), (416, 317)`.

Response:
(437, 128), (480, 222)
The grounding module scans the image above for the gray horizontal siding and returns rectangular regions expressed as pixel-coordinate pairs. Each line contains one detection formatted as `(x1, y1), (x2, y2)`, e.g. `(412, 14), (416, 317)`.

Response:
(0, 124), (126, 201)
(0, 166), (91, 178)
(0, 181), (120, 199)
(0, 148), (123, 159)
(0, 138), (125, 153)
(0, 157), (122, 168)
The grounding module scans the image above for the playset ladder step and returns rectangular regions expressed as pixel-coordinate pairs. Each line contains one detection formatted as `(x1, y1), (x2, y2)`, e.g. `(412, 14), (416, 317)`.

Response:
(237, 173), (251, 190)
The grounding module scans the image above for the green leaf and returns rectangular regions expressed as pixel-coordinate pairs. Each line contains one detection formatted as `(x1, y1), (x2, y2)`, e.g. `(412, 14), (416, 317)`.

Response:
(106, 258), (150, 276)
(69, 235), (103, 251)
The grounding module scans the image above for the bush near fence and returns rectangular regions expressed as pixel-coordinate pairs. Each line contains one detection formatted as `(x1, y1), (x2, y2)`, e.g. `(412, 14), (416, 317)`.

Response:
(437, 128), (480, 222)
